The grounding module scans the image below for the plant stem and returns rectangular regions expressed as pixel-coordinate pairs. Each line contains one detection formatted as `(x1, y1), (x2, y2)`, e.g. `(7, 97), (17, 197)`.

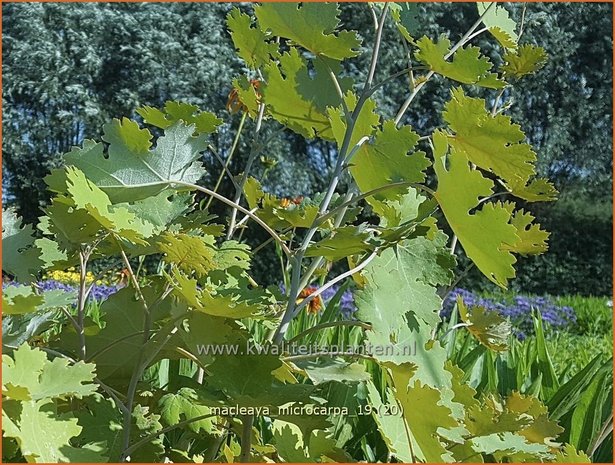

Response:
(239, 415), (254, 462)
(206, 111), (247, 210)
(119, 301), (185, 461)
(60, 307), (81, 336)
(76, 249), (90, 360)
(363, 3), (389, 90)
(292, 251), (378, 318)
(296, 189), (356, 292)
(174, 181), (291, 256)
(394, 2), (495, 125)
(208, 143), (241, 191)
(272, 6), (390, 345)
(227, 102), (266, 239)
(117, 243), (152, 343)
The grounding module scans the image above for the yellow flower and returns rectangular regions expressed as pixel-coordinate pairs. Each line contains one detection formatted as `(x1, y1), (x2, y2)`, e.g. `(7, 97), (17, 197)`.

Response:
(45, 269), (95, 285)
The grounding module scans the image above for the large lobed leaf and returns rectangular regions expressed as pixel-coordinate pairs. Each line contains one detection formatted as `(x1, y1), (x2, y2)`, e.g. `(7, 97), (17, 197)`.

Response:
(349, 120), (430, 205)
(227, 8), (278, 69)
(2, 344), (103, 463)
(477, 2), (518, 49)
(2, 208), (43, 282)
(443, 88), (537, 189)
(254, 3), (361, 60)
(61, 118), (209, 203)
(433, 130), (519, 287)
(415, 36), (505, 88)
(262, 48), (351, 139)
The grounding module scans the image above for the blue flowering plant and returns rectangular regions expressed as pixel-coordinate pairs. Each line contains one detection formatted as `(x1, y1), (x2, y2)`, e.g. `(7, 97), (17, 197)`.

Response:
(442, 288), (577, 339)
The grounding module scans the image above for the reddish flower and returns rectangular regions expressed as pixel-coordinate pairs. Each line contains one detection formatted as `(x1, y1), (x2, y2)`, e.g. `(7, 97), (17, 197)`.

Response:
(226, 79), (261, 114)
(279, 196), (304, 208)
(297, 286), (322, 314)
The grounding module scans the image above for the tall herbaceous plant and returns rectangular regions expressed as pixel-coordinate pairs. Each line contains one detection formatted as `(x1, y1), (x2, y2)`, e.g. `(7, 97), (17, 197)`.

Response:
(2, 3), (591, 463)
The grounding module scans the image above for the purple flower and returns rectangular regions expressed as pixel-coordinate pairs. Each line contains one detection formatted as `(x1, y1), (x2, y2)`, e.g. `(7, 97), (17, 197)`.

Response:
(5, 280), (119, 304)
(442, 288), (577, 338)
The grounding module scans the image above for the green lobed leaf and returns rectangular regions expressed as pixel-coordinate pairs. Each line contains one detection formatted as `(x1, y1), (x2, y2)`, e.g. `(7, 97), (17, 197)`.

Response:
(271, 421), (310, 462)
(366, 380), (414, 462)
(415, 36), (505, 88)
(390, 2), (420, 42)
(72, 394), (123, 462)
(458, 297), (511, 352)
(507, 177), (558, 203)
(305, 225), (380, 261)
(2, 400), (105, 463)
(2, 284), (76, 316)
(501, 44), (548, 79)
(443, 88), (537, 188)
(128, 405), (165, 462)
(501, 203), (550, 256)
(2, 310), (60, 351)
(433, 130), (519, 287)
(255, 3), (361, 60)
(244, 176), (320, 230)
(171, 269), (273, 319)
(227, 8), (278, 69)
(231, 75), (261, 117)
(356, 234), (455, 341)
(2, 343), (97, 401)
(553, 443), (591, 462)
(2, 208), (44, 282)
(349, 120), (430, 213)
(1, 285), (44, 316)
(471, 431), (551, 460)
(328, 91), (380, 150)
(62, 119), (208, 203)
(386, 362), (458, 462)
(118, 191), (193, 236)
(137, 101), (222, 135)
(53, 166), (156, 245)
(157, 232), (217, 277)
(477, 2), (518, 49)
(262, 48), (351, 139)
(179, 312), (246, 367)
(2, 345), (103, 462)
(158, 388), (215, 434)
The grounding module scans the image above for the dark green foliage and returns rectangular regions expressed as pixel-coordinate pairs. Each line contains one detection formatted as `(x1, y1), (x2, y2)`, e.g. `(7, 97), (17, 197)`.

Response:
(514, 196), (613, 296)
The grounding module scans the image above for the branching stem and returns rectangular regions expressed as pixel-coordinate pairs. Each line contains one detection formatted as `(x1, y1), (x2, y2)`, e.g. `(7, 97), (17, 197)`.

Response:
(394, 2), (495, 125)
(174, 181), (291, 256)
(206, 111), (247, 210)
(227, 102), (266, 239)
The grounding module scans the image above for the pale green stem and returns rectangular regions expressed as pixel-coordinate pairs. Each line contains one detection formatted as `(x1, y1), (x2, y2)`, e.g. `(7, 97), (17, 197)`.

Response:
(206, 111), (247, 210)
